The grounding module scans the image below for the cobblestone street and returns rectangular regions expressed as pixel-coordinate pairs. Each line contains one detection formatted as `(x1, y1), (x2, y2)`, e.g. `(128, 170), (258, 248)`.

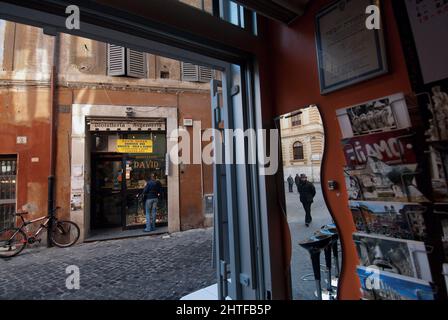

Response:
(0, 228), (215, 300)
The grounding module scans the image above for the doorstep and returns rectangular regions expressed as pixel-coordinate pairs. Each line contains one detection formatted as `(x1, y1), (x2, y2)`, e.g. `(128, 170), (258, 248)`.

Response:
(84, 226), (169, 242)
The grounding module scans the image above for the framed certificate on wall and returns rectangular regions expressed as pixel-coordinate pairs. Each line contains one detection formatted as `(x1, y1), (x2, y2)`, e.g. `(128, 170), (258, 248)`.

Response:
(315, 0), (388, 94)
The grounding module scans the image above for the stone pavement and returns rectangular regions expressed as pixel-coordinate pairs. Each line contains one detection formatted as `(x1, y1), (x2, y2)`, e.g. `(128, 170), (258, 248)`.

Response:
(0, 228), (215, 300)
(285, 182), (337, 300)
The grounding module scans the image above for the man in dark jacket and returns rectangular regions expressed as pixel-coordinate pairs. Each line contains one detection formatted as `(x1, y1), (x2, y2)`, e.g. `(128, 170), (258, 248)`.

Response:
(141, 173), (162, 232)
(294, 174), (301, 193)
(297, 174), (316, 227)
(287, 175), (294, 193)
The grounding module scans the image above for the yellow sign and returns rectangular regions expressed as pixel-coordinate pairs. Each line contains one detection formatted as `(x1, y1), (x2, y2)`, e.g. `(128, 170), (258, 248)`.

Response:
(116, 139), (153, 154)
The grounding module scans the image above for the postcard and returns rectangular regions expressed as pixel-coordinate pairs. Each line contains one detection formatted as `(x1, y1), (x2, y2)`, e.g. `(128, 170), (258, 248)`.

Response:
(357, 266), (434, 300)
(353, 233), (432, 281)
(344, 158), (428, 202)
(350, 201), (427, 241)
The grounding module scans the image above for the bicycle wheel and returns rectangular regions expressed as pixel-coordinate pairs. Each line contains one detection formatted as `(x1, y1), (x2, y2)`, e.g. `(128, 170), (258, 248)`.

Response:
(50, 221), (80, 248)
(0, 228), (27, 258)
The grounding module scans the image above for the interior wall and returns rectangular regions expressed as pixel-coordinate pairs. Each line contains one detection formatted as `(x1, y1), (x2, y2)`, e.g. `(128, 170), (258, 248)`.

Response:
(265, 0), (413, 299)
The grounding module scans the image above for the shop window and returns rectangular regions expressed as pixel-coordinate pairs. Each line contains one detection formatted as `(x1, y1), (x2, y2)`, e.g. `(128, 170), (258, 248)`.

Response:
(107, 44), (147, 78)
(0, 156), (17, 230)
(181, 62), (214, 83)
(293, 142), (304, 160)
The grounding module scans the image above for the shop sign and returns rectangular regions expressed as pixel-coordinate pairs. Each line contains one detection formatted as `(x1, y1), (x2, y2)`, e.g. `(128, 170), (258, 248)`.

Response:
(117, 139), (153, 153)
(132, 160), (161, 169)
(89, 120), (165, 131)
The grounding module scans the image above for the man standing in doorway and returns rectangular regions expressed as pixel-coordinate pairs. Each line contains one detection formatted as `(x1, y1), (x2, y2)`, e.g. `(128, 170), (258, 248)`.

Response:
(297, 174), (316, 227)
(294, 174), (301, 193)
(287, 174), (294, 193)
(141, 173), (162, 232)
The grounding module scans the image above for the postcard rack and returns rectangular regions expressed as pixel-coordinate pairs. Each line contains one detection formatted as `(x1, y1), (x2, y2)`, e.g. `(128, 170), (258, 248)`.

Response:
(337, 91), (448, 300)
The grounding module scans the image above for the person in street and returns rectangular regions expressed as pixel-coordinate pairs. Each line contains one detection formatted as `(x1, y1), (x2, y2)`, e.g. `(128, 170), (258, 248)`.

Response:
(294, 174), (301, 193)
(140, 173), (162, 232)
(287, 174), (294, 193)
(297, 174), (316, 227)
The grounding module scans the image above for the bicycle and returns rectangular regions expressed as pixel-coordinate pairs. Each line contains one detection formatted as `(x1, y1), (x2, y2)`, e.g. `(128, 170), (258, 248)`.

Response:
(0, 207), (80, 258)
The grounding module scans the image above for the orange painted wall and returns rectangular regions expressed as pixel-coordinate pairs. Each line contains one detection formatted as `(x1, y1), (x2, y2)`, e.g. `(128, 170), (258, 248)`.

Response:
(0, 88), (51, 222)
(266, 0), (413, 299)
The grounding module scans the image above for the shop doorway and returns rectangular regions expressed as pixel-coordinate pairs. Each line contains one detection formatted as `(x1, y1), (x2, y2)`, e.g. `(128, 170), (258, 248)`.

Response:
(90, 129), (168, 231)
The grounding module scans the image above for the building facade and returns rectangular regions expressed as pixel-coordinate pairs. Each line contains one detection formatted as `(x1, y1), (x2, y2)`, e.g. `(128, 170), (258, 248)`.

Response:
(280, 105), (324, 182)
(0, 20), (215, 241)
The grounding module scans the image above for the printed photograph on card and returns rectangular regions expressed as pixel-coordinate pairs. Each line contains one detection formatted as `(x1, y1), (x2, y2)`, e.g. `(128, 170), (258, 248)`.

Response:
(344, 158), (428, 202)
(336, 93), (412, 139)
(357, 266), (434, 300)
(429, 147), (448, 202)
(350, 201), (427, 241)
(353, 233), (432, 281)
(435, 204), (448, 262)
(341, 129), (417, 169)
(347, 98), (397, 136)
(444, 264), (448, 292)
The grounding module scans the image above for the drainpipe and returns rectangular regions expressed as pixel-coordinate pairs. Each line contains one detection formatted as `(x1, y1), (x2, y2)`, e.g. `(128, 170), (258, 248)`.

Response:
(46, 29), (60, 247)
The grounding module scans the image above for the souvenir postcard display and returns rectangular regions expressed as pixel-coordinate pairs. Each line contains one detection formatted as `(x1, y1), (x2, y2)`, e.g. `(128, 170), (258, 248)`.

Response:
(337, 92), (447, 300)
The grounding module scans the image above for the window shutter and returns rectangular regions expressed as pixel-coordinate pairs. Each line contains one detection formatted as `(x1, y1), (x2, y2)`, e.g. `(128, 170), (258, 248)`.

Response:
(126, 48), (147, 78)
(181, 62), (199, 82)
(107, 44), (126, 76)
(199, 66), (213, 83)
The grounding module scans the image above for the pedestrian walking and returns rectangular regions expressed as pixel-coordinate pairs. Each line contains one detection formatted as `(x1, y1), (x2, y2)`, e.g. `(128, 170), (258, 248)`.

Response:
(297, 174), (316, 227)
(294, 174), (300, 193)
(287, 175), (294, 193)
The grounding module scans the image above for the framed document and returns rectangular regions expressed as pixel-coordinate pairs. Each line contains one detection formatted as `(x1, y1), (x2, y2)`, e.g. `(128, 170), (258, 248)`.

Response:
(315, 0), (388, 94)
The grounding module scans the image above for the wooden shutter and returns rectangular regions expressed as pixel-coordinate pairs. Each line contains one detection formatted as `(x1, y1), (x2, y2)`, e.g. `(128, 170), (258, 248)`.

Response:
(199, 66), (213, 83)
(107, 44), (126, 76)
(126, 48), (147, 78)
(181, 62), (199, 82)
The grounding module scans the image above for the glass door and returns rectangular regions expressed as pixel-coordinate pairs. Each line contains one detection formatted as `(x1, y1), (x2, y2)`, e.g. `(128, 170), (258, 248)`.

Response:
(123, 131), (168, 229)
(91, 155), (124, 229)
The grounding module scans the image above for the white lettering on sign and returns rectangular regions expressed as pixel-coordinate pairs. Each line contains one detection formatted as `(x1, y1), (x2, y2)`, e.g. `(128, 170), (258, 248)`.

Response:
(88, 120), (165, 132)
